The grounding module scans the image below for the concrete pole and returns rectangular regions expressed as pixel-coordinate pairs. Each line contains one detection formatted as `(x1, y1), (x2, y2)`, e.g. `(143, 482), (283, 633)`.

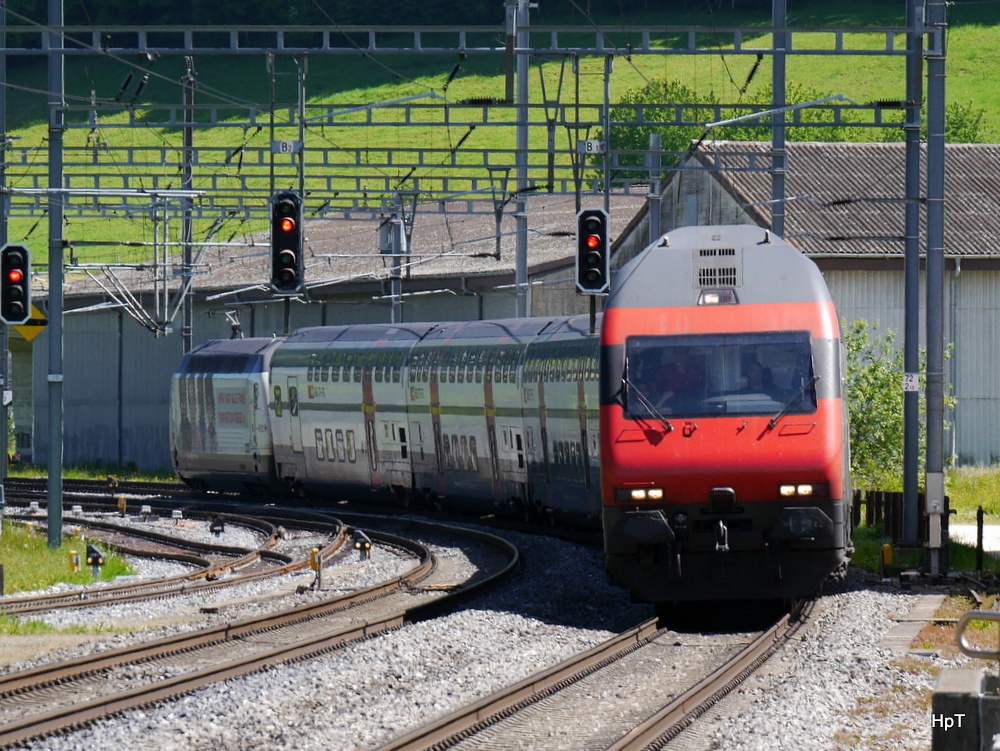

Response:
(514, 0), (530, 318)
(770, 0), (787, 237)
(924, 0), (948, 577)
(47, 0), (65, 549)
(902, 0), (923, 545)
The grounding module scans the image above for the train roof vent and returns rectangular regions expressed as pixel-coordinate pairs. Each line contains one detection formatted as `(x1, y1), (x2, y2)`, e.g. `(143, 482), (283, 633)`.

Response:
(694, 246), (742, 288)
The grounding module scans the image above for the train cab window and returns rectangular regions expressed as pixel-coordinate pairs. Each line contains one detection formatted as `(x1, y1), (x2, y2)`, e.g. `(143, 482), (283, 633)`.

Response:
(624, 332), (817, 420)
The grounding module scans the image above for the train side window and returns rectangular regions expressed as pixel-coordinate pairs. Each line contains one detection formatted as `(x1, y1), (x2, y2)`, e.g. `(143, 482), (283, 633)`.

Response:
(474, 350), (484, 384)
(393, 352), (403, 383)
(321, 354), (330, 382)
(460, 435), (469, 470)
(330, 353), (341, 382)
(469, 436), (479, 472)
(442, 434), (452, 469)
(353, 354), (362, 383)
(325, 429), (335, 461)
(374, 352), (385, 383)
(307, 354), (317, 382)
(345, 430), (356, 462)
(335, 429), (347, 462)
(314, 429), (325, 460)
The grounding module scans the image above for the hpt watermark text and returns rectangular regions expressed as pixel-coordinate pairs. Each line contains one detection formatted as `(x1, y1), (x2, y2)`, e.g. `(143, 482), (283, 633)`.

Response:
(932, 713), (966, 731)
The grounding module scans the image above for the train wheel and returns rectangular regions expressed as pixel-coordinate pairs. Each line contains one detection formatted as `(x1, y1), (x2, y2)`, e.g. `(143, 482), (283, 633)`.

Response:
(654, 601), (678, 629)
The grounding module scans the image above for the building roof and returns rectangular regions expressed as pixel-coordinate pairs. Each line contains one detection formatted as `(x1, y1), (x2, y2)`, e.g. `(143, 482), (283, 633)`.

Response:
(51, 140), (1000, 303)
(59, 192), (646, 300)
(691, 141), (1000, 257)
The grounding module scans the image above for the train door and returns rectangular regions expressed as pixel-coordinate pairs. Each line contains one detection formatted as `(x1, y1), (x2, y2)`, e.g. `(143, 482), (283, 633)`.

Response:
(287, 375), (302, 453)
(249, 381), (262, 473)
(362, 363), (381, 484)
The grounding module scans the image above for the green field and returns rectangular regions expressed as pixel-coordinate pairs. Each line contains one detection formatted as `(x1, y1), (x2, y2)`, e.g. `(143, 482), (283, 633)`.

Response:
(3, 2), (996, 264)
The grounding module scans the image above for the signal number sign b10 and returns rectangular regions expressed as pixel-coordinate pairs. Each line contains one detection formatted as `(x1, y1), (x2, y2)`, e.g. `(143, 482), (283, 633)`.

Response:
(0, 244), (31, 325)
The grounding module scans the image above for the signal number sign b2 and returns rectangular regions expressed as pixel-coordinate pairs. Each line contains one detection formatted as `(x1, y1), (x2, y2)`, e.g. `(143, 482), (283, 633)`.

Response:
(0, 244), (32, 325)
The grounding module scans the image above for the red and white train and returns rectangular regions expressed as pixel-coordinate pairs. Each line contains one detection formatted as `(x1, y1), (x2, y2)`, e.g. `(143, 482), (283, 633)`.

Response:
(170, 224), (852, 605)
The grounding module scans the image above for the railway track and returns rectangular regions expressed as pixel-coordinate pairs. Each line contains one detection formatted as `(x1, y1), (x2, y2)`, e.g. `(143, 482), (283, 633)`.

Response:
(378, 601), (813, 751)
(0, 520), (519, 749)
(3, 476), (193, 500)
(0, 511), (345, 615)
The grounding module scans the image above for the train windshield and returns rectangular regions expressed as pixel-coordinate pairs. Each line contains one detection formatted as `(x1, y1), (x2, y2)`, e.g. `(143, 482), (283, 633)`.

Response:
(624, 331), (817, 419)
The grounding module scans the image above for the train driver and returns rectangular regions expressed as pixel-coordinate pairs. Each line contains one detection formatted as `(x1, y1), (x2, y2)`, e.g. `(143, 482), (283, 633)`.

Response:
(654, 347), (705, 411)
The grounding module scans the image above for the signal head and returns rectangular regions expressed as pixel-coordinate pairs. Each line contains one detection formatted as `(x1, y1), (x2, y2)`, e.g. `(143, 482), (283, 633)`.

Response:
(0, 244), (32, 324)
(270, 191), (305, 294)
(575, 209), (610, 294)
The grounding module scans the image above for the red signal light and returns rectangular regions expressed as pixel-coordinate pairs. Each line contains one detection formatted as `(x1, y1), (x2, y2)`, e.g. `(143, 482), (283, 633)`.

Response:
(279, 217), (296, 233)
(585, 235), (601, 250)
(7, 269), (23, 284)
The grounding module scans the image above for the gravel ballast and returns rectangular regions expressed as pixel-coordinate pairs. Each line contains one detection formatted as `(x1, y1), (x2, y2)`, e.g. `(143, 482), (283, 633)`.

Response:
(2, 522), (947, 750)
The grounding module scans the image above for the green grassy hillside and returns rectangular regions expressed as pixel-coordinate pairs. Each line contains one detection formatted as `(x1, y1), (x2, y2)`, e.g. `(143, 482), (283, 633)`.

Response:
(3, 2), (996, 263)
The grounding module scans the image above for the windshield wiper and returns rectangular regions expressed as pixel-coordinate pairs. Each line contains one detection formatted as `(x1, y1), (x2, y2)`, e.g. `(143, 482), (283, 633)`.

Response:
(623, 375), (674, 433)
(767, 375), (820, 431)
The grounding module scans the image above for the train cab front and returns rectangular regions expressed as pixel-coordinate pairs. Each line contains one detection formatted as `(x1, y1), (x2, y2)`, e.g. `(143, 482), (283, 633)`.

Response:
(599, 331), (850, 603)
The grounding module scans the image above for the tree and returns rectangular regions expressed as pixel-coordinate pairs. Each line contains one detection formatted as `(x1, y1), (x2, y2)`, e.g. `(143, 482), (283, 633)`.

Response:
(843, 320), (954, 491)
(595, 79), (719, 183)
(843, 320), (909, 491)
(877, 99), (987, 144)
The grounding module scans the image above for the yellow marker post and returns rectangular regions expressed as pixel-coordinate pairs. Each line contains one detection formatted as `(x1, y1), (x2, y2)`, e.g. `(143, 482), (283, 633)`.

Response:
(310, 548), (322, 590)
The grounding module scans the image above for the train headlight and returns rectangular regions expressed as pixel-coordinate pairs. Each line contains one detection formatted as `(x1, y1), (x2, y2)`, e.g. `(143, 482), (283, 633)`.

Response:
(697, 289), (738, 306)
(778, 483), (829, 499)
(619, 487), (666, 503)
